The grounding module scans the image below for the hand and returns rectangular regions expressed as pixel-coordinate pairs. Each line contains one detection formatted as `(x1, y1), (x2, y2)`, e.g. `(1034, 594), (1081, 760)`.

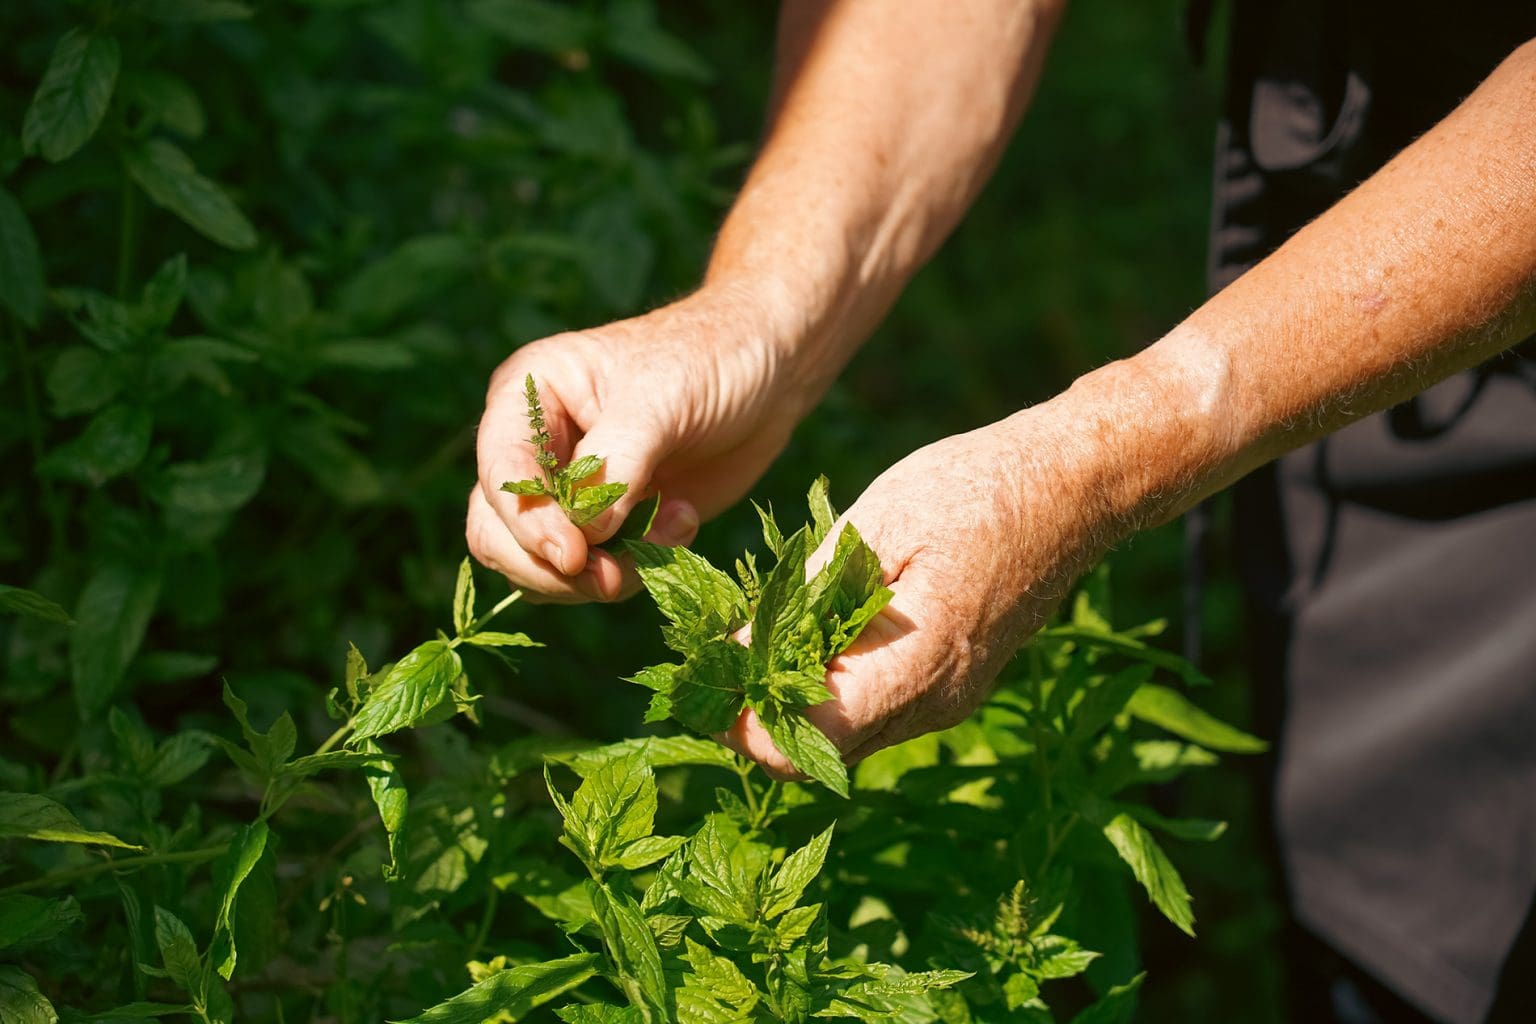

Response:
(468, 287), (813, 603)
(721, 401), (1119, 773)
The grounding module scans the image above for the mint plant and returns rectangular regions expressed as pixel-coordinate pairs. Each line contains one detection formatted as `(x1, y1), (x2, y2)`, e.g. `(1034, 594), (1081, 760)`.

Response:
(624, 478), (891, 796)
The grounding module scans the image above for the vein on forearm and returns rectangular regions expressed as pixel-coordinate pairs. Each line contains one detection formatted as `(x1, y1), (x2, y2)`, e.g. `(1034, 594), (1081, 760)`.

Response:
(1083, 37), (1536, 536)
(706, 0), (1067, 409)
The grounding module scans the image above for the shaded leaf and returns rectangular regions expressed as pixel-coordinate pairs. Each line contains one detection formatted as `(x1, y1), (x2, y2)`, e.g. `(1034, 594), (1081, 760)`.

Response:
(0, 585), (72, 625)
(70, 563), (162, 716)
(125, 140), (257, 250)
(0, 186), (44, 326)
(22, 30), (120, 162)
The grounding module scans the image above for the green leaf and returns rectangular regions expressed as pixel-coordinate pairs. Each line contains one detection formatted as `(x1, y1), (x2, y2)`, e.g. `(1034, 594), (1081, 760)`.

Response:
(1124, 805), (1227, 843)
(129, 71), (206, 138)
(560, 454), (604, 484)
(42, 404), (153, 486)
(70, 563), (163, 717)
(567, 481), (628, 526)
(360, 740), (409, 881)
(395, 953), (603, 1024)
(1070, 664), (1154, 741)
(564, 748), (656, 869)
(757, 707), (848, 798)
(1068, 972), (1144, 1024)
(88, 1003), (196, 1020)
(153, 906), (202, 994)
(46, 346), (122, 416)
(349, 640), (463, 742)
(752, 528), (812, 666)
(501, 478), (547, 497)
(0, 584), (72, 625)
(452, 558), (476, 635)
(1100, 813), (1194, 936)
(467, 0), (593, 51)
(210, 821), (268, 979)
(0, 967), (57, 1024)
(124, 140), (257, 251)
(679, 817), (757, 922)
(806, 476), (836, 545)
(615, 834), (686, 870)
(145, 732), (213, 787)
(0, 186), (44, 326)
(669, 640), (752, 735)
(0, 895), (81, 951)
(153, 452), (267, 517)
(220, 683), (297, 778)
(1125, 685), (1267, 753)
(679, 937), (759, 1016)
(464, 631), (539, 650)
(589, 882), (668, 1019)
(763, 824), (833, 918)
(627, 541), (747, 653)
(550, 734), (736, 776)
(336, 234), (472, 329)
(21, 30), (120, 162)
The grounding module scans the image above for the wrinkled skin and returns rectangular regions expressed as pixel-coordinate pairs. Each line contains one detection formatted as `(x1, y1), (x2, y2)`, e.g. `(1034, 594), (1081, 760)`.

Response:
(468, 288), (810, 604)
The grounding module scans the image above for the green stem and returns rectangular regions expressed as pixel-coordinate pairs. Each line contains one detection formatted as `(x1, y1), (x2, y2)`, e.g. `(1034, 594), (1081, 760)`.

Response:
(465, 887), (499, 962)
(735, 759), (761, 823)
(314, 718), (356, 757)
(0, 843), (227, 897)
(465, 589), (524, 636)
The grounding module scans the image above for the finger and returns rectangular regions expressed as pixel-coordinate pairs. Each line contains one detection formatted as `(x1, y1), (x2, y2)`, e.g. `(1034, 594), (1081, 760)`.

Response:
(581, 498), (702, 602)
(465, 486), (614, 604)
(477, 373), (589, 576)
(718, 707), (805, 781)
(564, 402), (677, 543)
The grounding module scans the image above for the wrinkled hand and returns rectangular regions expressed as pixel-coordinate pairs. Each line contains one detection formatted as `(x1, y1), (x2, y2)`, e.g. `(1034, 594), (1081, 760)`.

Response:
(722, 403), (1118, 773)
(468, 288), (808, 603)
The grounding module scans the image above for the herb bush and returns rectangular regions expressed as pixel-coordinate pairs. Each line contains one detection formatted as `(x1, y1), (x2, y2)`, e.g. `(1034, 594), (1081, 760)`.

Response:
(0, 2), (1263, 1021)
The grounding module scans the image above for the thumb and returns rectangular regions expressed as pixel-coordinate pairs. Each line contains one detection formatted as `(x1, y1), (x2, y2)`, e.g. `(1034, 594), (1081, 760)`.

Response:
(566, 405), (676, 542)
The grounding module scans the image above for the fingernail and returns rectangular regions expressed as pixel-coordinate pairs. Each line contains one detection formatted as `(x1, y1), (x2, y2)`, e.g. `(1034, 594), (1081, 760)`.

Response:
(656, 504), (699, 545)
(542, 540), (565, 573)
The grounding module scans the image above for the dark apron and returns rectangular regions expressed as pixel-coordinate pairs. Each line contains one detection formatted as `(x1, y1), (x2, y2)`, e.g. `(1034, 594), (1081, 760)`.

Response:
(1209, 4), (1536, 1022)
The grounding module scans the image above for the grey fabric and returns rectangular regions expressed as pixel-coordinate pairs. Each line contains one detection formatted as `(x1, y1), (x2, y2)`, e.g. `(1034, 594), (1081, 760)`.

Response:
(1211, 3), (1536, 1021)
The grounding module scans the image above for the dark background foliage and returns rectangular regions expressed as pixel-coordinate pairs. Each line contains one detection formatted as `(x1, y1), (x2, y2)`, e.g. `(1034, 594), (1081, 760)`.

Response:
(1, 0), (1282, 1019)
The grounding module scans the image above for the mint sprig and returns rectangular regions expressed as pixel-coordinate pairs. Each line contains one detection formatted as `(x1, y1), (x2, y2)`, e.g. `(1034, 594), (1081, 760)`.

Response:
(501, 374), (629, 527)
(625, 477), (892, 796)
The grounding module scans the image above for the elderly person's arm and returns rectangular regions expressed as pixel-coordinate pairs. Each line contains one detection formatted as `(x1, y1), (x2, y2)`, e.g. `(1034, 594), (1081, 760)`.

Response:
(724, 37), (1536, 770)
(468, 0), (1066, 601)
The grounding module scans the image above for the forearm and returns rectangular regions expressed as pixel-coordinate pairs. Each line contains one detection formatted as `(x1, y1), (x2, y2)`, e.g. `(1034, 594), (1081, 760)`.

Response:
(706, 0), (1065, 411)
(1030, 37), (1536, 547)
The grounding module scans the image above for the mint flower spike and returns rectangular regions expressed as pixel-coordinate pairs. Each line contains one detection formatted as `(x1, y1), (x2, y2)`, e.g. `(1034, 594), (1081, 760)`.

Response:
(500, 374), (659, 540)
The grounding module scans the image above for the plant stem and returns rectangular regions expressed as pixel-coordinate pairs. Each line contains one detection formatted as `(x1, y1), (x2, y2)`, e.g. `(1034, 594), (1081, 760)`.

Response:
(465, 887), (499, 962)
(314, 718), (357, 757)
(465, 589), (524, 635)
(0, 843), (227, 897)
(735, 760), (761, 822)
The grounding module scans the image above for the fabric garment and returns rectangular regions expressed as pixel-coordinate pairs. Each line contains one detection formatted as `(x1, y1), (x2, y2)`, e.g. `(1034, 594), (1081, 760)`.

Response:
(1208, 3), (1536, 1022)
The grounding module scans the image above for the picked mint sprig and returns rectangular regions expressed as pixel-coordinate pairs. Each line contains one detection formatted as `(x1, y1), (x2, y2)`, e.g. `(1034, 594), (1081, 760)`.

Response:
(501, 374), (660, 544)
(624, 477), (892, 796)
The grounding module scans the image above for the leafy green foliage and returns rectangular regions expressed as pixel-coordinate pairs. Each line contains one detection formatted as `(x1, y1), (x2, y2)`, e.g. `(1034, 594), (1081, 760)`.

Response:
(626, 478), (891, 795)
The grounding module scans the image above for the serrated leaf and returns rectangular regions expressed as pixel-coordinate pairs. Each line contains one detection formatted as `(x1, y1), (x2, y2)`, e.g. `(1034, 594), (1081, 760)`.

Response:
(210, 821), (267, 979)
(806, 476), (836, 545)
(679, 817), (757, 922)
(70, 563), (162, 717)
(1100, 813), (1194, 936)
(452, 558), (475, 635)
(555, 1004), (643, 1024)
(124, 139), (257, 251)
(0, 585), (72, 625)
(145, 732), (213, 787)
(560, 454), (604, 484)
(0, 967), (57, 1024)
(754, 502), (784, 558)
(752, 529), (812, 667)
(349, 640), (463, 742)
(763, 824), (832, 918)
(564, 748), (656, 869)
(680, 936), (759, 1014)
(501, 478), (547, 496)
(627, 541), (747, 653)
(551, 734), (736, 776)
(567, 481), (628, 526)
(0, 896), (81, 951)
(669, 640), (752, 735)
(589, 882), (668, 1020)
(393, 953), (603, 1024)
(757, 707), (847, 798)
(1125, 805), (1227, 843)
(22, 30), (119, 162)
(87, 1003), (195, 1020)
(615, 834), (685, 870)
(360, 739), (409, 881)
(0, 186), (44, 327)
(153, 906), (201, 993)
(1125, 685), (1266, 753)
